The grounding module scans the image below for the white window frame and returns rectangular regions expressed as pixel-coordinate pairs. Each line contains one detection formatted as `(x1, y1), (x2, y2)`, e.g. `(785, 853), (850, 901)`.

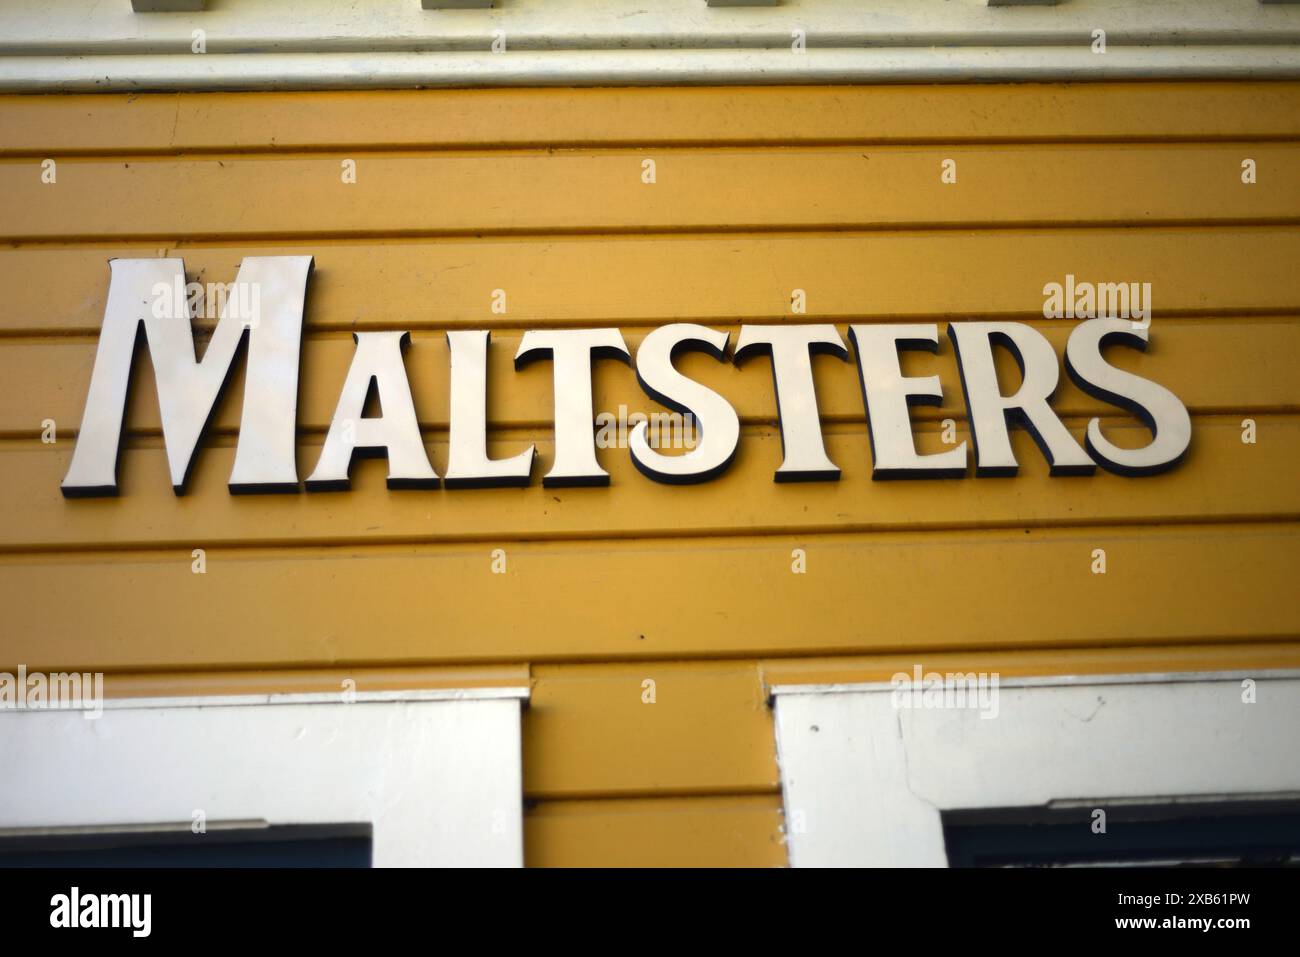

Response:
(0, 687), (529, 867)
(772, 671), (1300, 867)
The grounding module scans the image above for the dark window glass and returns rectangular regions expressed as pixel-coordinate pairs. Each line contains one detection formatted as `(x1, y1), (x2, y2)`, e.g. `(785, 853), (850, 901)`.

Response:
(0, 824), (372, 868)
(943, 802), (1300, 868)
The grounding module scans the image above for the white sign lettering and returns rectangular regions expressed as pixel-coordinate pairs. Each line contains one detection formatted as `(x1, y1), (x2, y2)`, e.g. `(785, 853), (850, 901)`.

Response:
(60, 257), (1192, 497)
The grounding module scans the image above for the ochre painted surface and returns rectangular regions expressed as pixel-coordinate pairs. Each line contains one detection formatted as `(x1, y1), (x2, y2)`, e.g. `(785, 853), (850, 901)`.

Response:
(3, 230), (1298, 336)
(525, 795), (787, 868)
(0, 83), (1297, 866)
(4, 145), (1299, 240)
(1, 84), (1297, 154)
(2, 524), (1297, 670)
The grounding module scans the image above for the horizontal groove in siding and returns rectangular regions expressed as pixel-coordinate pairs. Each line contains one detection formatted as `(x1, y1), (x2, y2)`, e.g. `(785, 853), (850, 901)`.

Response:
(3, 228), (1297, 337)
(5, 318), (1295, 440)
(1, 522), (1295, 673)
(523, 793), (786, 868)
(1, 84), (1298, 155)
(2, 144), (1297, 242)
(1, 415), (1295, 553)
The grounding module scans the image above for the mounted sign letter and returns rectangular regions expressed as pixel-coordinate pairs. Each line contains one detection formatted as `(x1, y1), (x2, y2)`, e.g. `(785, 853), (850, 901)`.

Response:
(306, 331), (439, 491)
(61, 256), (313, 497)
(514, 328), (630, 487)
(630, 324), (740, 485)
(851, 323), (968, 480)
(734, 324), (848, 482)
(444, 330), (536, 488)
(1064, 319), (1192, 476)
(948, 321), (1095, 477)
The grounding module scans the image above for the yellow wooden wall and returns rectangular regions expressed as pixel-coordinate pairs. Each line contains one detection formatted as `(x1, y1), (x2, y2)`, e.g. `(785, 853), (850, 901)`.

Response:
(1, 83), (1298, 866)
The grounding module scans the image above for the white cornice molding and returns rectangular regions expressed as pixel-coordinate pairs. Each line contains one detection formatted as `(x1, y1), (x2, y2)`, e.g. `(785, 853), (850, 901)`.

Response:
(1, 0), (1299, 89)
(2, 47), (1299, 92)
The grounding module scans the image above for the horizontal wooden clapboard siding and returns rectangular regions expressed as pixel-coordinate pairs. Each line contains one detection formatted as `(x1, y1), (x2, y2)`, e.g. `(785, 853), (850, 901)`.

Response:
(524, 795), (787, 869)
(3, 145), (1298, 242)
(1, 83), (1297, 867)
(3, 523), (1296, 671)
(2, 84), (1299, 155)
(2, 228), (1298, 338)
(1, 318), (1296, 439)
(524, 662), (776, 799)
